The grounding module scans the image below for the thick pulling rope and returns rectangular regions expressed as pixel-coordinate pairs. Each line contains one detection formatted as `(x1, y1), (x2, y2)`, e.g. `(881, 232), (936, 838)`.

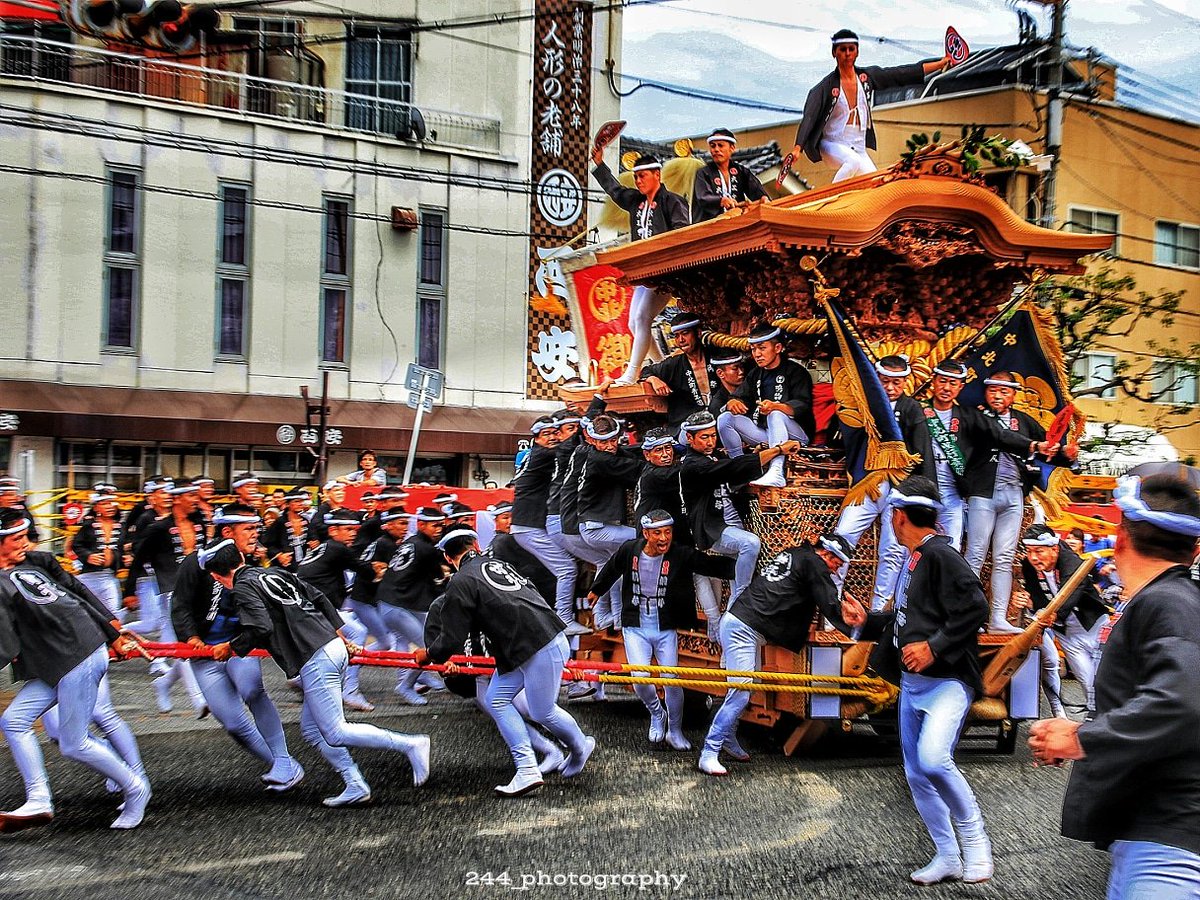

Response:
(115, 640), (897, 708)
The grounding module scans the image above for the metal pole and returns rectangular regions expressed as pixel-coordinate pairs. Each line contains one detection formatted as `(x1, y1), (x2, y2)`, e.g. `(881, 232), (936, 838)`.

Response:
(1040, 0), (1067, 229)
(402, 371), (431, 486)
(316, 370), (329, 486)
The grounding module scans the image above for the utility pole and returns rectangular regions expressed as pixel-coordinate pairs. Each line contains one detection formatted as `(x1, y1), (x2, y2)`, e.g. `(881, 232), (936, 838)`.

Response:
(300, 372), (331, 485)
(1040, 0), (1067, 229)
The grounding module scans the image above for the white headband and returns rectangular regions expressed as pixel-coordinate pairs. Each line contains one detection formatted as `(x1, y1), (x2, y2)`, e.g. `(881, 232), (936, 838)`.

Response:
(984, 377), (1020, 388)
(1022, 532), (1060, 547)
(194, 478), (215, 486)
(144, 480), (172, 492)
(705, 131), (736, 146)
(1114, 476), (1200, 538)
(585, 420), (621, 440)
(712, 353), (745, 367)
(89, 492), (115, 504)
(197, 539), (236, 568)
(632, 161), (662, 172)
(213, 510), (262, 525)
(889, 491), (944, 512)
(487, 503), (513, 514)
(554, 415), (581, 426)
(819, 536), (852, 564)
(747, 327), (782, 345)
(640, 513), (674, 529)
(0, 518), (30, 536)
(671, 317), (702, 333)
(681, 417), (717, 433)
(832, 36), (858, 45)
(642, 433), (674, 450)
(380, 510), (408, 523)
(530, 419), (558, 435)
(876, 360), (911, 378)
(168, 484), (200, 495)
(932, 365), (967, 380)
(415, 511), (447, 523)
(323, 480), (342, 491)
(324, 514), (360, 526)
(231, 476), (259, 489)
(436, 527), (479, 550)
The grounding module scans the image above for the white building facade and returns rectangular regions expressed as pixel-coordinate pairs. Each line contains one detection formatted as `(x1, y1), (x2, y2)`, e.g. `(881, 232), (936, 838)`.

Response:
(0, 0), (621, 499)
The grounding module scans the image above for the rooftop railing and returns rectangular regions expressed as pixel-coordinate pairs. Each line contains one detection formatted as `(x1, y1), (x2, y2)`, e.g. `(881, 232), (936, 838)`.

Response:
(0, 36), (502, 154)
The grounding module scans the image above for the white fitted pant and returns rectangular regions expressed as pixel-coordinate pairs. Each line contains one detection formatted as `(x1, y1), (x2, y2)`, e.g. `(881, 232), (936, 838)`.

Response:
(717, 409), (808, 456)
(819, 139), (876, 182)
(834, 480), (905, 610)
(622, 626), (682, 729)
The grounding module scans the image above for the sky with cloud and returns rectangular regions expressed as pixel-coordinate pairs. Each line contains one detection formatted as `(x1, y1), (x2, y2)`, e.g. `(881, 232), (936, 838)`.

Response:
(617, 0), (1200, 138)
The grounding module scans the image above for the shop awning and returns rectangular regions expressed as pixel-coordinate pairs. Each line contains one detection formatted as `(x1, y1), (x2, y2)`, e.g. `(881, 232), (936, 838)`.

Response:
(0, 381), (536, 456)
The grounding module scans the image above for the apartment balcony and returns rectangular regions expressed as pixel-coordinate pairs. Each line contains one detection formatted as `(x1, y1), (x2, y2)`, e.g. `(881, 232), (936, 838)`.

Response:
(0, 36), (501, 154)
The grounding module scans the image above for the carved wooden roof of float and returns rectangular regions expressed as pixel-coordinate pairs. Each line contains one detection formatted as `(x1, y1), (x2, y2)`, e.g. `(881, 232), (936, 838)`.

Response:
(597, 167), (1113, 283)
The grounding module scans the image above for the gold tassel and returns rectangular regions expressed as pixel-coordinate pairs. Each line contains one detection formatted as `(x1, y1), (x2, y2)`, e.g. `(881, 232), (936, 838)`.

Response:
(868, 441), (921, 474)
(842, 471), (889, 508)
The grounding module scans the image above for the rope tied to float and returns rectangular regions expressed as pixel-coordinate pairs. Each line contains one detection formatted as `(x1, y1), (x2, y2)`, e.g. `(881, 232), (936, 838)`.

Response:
(113, 639), (898, 711)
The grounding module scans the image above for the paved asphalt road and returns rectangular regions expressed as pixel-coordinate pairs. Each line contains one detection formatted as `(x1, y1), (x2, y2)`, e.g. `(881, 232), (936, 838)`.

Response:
(0, 662), (1109, 900)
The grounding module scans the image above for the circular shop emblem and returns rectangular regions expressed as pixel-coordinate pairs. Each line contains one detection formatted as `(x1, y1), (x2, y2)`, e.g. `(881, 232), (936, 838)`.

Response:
(12, 569), (62, 605)
(536, 168), (584, 228)
(276, 425), (296, 445)
(260, 572), (300, 606)
(480, 559), (524, 592)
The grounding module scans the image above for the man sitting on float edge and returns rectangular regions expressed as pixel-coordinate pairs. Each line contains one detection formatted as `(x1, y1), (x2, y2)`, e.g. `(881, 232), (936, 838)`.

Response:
(716, 323), (815, 488)
(638, 311), (717, 429)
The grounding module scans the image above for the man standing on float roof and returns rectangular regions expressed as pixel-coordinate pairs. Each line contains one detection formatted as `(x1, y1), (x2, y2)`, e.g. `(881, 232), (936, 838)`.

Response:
(792, 29), (951, 183)
(590, 146), (690, 386)
(691, 128), (766, 223)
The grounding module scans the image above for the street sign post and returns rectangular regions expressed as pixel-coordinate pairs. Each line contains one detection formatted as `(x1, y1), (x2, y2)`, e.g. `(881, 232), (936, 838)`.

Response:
(403, 363), (444, 484)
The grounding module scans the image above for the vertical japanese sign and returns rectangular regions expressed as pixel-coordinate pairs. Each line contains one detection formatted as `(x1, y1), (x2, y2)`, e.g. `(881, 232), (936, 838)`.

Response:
(526, 0), (593, 400)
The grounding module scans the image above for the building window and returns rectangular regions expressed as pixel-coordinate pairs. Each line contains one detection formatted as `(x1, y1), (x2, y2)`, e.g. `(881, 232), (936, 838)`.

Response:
(1072, 352), (1117, 400)
(1154, 221), (1200, 269)
(1068, 207), (1119, 255)
(216, 183), (251, 358)
(345, 25), (413, 136)
(321, 196), (352, 364)
(0, 19), (73, 81)
(229, 17), (323, 120)
(1150, 360), (1199, 406)
(417, 209), (447, 370)
(104, 169), (140, 350)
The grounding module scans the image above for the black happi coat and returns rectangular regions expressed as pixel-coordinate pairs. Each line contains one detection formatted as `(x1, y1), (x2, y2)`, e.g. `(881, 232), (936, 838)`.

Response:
(228, 567), (344, 679)
(424, 553), (564, 673)
(1063, 567), (1200, 854)
(0, 552), (120, 686)
(640, 351), (718, 428)
(731, 545), (849, 652)
(793, 62), (929, 163)
(1019, 545), (1109, 634)
(859, 535), (988, 695)
(691, 161), (766, 223)
(486, 532), (556, 605)
(575, 445), (644, 527)
(172, 552), (227, 643)
(679, 448), (763, 551)
(297, 538), (377, 607)
(511, 443), (558, 530)
(69, 513), (124, 574)
(592, 161), (690, 239)
(733, 359), (816, 443)
(965, 406), (1073, 499)
(633, 462), (689, 544)
(592, 539), (734, 631)
(912, 401), (1031, 493)
(122, 512), (208, 595)
(377, 531), (444, 613)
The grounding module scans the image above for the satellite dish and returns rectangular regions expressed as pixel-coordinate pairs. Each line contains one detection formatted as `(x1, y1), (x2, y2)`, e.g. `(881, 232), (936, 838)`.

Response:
(399, 106), (427, 142)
